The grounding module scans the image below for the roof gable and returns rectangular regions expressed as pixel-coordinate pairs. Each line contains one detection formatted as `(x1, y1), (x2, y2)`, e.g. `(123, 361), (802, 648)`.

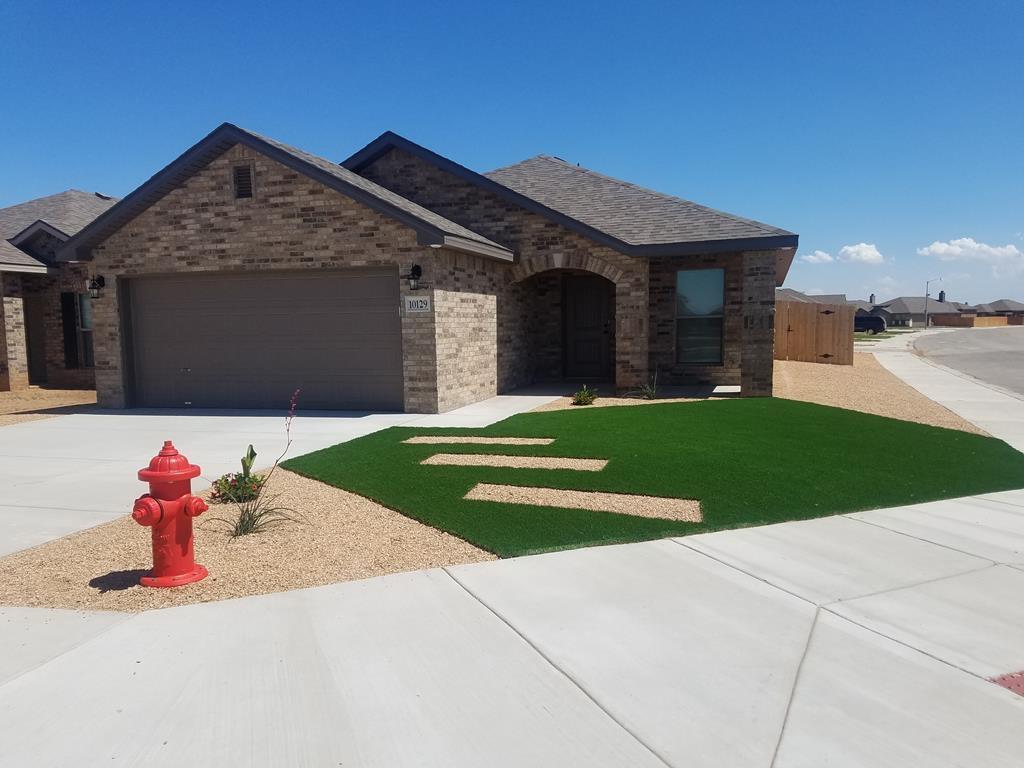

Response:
(1, 189), (117, 271)
(343, 133), (799, 260)
(59, 124), (512, 263)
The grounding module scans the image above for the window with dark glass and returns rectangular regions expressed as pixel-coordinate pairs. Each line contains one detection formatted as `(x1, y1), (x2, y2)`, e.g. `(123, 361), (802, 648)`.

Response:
(675, 268), (724, 364)
(60, 292), (94, 369)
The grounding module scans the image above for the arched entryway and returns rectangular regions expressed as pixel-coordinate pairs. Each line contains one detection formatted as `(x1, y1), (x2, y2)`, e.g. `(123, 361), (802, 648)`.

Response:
(512, 268), (617, 384)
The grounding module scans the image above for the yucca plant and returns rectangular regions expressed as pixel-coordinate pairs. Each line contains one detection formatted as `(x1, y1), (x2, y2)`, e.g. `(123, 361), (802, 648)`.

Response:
(210, 389), (304, 537)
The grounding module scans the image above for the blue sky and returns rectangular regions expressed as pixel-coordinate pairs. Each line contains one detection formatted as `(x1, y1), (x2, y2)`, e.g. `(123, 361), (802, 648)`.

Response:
(1, 0), (1021, 303)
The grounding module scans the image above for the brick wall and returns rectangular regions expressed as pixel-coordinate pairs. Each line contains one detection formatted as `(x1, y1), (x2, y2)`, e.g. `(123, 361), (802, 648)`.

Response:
(740, 250), (777, 396)
(0, 274), (29, 390)
(431, 251), (502, 412)
(357, 148), (650, 390)
(88, 143), (456, 412)
(21, 266), (96, 389)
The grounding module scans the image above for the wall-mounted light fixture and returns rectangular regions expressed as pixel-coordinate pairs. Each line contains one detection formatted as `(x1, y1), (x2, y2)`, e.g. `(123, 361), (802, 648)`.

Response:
(404, 264), (424, 291)
(87, 275), (106, 300)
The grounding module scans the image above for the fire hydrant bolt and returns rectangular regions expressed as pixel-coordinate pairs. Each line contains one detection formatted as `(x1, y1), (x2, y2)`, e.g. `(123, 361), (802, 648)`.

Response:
(131, 440), (209, 588)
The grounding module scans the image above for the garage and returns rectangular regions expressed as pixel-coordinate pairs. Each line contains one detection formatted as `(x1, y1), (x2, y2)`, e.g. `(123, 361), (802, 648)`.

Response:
(127, 269), (403, 410)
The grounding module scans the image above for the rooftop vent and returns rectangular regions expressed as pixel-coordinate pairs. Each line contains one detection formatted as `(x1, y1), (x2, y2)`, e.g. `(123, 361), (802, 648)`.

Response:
(233, 165), (254, 199)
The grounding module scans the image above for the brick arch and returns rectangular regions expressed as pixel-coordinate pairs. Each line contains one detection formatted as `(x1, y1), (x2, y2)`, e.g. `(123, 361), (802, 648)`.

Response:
(509, 254), (626, 286)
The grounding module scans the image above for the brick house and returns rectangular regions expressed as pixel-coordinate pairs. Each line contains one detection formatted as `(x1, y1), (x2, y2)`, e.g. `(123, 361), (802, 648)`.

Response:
(1, 190), (118, 391)
(58, 123), (798, 413)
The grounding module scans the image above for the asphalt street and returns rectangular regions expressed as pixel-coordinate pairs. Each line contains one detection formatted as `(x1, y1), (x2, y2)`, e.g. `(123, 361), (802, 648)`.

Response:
(915, 327), (1024, 396)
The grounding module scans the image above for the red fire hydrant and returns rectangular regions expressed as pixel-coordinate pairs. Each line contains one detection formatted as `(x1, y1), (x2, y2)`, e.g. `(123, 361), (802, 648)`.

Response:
(131, 440), (209, 587)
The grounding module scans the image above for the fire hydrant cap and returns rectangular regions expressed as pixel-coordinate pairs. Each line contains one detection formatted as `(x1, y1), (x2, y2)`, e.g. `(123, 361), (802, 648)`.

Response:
(138, 440), (201, 483)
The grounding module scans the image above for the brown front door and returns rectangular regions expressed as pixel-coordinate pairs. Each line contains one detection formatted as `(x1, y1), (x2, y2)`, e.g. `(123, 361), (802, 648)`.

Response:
(24, 294), (47, 384)
(563, 274), (613, 380)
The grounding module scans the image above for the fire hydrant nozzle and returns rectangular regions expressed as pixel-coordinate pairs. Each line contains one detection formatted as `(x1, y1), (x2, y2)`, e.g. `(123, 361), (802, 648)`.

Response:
(131, 441), (209, 588)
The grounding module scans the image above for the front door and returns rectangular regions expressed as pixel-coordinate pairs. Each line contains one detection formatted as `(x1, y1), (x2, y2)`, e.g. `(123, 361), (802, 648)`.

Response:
(563, 274), (613, 380)
(24, 294), (47, 384)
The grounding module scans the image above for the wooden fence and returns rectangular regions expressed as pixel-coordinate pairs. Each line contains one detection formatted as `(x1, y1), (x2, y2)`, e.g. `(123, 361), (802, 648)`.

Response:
(932, 313), (1011, 328)
(774, 300), (855, 366)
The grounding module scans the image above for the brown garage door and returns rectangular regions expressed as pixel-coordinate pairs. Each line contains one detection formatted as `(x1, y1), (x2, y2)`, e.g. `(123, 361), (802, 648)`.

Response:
(128, 269), (403, 410)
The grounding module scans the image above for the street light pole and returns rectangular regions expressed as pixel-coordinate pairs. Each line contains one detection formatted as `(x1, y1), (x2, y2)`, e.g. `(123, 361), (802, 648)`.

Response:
(924, 277), (941, 327)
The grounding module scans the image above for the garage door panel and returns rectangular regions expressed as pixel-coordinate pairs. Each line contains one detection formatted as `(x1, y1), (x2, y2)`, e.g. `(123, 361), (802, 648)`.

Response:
(129, 269), (404, 410)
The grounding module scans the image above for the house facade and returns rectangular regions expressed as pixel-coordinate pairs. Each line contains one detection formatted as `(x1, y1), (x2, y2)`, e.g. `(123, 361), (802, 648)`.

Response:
(0, 190), (118, 391)
(58, 124), (797, 413)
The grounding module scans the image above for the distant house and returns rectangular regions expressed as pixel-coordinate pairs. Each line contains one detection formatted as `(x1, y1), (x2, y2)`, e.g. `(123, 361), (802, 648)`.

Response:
(1, 190), (118, 390)
(871, 296), (967, 327)
(968, 299), (1024, 317)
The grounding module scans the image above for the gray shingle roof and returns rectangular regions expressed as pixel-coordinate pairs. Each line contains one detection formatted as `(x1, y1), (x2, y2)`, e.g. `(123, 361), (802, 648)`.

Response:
(875, 296), (964, 315)
(61, 124), (512, 262)
(990, 299), (1024, 313)
(1, 190), (117, 269)
(776, 288), (813, 303)
(485, 155), (796, 247)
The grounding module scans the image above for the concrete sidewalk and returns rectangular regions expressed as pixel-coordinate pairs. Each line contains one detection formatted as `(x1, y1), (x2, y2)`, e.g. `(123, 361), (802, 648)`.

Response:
(2, 489), (1023, 766)
(0, 392), (558, 557)
(871, 330), (1024, 453)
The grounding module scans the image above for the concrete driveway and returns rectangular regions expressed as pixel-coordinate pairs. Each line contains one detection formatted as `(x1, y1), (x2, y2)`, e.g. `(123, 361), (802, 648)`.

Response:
(915, 326), (1024, 396)
(0, 393), (557, 557)
(2, 489), (1024, 766)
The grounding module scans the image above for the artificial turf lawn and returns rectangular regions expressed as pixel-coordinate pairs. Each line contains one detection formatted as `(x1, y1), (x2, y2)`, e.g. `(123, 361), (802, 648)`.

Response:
(282, 398), (1024, 557)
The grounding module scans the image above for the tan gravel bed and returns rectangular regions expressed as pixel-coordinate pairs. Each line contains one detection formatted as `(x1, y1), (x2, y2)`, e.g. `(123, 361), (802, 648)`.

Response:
(774, 353), (985, 434)
(0, 387), (96, 427)
(421, 453), (608, 471)
(404, 436), (555, 445)
(0, 468), (493, 612)
(465, 483), (703, 522)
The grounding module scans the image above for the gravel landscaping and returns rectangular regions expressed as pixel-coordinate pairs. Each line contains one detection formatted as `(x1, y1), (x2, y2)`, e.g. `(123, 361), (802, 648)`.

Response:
(422, 453), (608, 471)
(0, 468), (493, 612)
(0, 388), (96, 427)
(774, 352), (984, 434)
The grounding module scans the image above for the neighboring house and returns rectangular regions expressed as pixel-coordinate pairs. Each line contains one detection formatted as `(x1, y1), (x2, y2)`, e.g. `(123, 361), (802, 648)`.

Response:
(970, 299), (1024, 317)
(0, 190), (118, 390)
(58, 123), (798, 413)
(870, 296), (966, 327)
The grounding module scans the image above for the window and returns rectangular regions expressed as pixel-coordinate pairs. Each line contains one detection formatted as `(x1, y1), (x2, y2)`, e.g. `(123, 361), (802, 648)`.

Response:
(675, 269), (724, 364)
(60, 292), (94, 369)
(233, 164), (254, 199)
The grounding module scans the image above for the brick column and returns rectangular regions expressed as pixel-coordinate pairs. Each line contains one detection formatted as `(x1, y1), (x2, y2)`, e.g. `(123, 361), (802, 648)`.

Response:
(0, 274), (29, 391)
(740, 251), (777, 397)
(614, 265), (650, 391)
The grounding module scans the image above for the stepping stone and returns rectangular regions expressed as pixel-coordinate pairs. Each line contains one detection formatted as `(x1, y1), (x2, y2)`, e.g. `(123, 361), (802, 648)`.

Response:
(465, 483), (702, 522)
(404, 436), (555, 445)
(422, 454), (607, 471)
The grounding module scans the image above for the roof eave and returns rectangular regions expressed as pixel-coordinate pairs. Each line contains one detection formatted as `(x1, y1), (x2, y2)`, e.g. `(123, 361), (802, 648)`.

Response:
(0, 261), (56, 275)
(415, 231), (514, 261)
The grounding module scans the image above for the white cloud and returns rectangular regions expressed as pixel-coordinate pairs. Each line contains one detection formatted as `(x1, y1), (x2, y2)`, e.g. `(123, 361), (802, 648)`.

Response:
(838, 243), (885, 264)
(799, 250), (834, 264)
(916, 237), (1024, 277)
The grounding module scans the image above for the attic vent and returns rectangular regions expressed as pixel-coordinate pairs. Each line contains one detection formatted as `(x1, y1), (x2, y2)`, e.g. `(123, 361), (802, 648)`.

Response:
(233, 165), (254, 199)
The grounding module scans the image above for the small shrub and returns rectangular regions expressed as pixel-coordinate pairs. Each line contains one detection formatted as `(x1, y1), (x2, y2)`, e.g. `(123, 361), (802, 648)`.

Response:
(209, 390), (303, 537)
(571, 384), (598, 406)
(627, 371), (659, 400)
(210, 444), (265, 503)
(217, 493), (301, 536)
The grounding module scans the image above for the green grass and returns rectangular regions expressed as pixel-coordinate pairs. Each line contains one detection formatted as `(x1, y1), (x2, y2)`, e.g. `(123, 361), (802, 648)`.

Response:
(283, 399), (1024, 557)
